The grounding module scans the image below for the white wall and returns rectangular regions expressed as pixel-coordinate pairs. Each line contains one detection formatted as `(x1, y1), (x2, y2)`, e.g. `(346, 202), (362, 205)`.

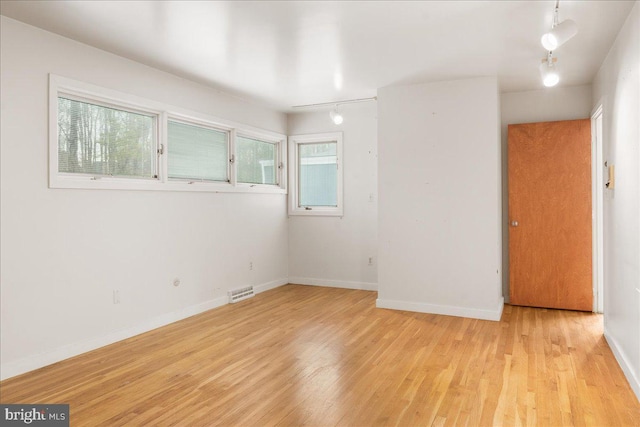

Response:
(592, 3), (640, 400)
(377, 77), (503, 321)
(500, 85), (593, 301)
(287, 103), (378, 290)
(0, 17), (289, 380)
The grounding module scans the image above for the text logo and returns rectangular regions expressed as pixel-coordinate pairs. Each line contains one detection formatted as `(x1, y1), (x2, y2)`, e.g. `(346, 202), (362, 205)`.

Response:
(1, 405), (69, 426)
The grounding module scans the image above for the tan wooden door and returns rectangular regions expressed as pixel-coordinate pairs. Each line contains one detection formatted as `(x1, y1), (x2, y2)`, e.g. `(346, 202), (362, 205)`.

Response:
(508, 119), (592, 311)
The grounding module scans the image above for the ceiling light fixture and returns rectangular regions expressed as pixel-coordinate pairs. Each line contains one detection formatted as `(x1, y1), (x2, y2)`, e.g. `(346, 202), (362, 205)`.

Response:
(541, 1), (578, 51)
(540, 53), (560, 87)
(539, 1), (575, 88)
(329, 108), (344, 125)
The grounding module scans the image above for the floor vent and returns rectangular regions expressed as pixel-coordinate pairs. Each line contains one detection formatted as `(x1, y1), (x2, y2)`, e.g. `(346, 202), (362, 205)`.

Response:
(228, 286), (255, 304)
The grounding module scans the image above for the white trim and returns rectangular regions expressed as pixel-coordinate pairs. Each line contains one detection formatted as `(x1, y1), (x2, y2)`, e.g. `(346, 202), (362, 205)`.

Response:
(229, 128), (238, 186)
(0, 278), (288, 381)
(159, 111), (169, 184)
(254, 278), (290, 294)
(288, 132), (344, 216)
(49, 74), (287, 194)
(604, 327), (640, 402)
(288, 277), (378, 291)
(47, 175), (287, 194)
(375, 297), (505, 322)
(591, 104), (605, 313)
(236, 129), (284, 145)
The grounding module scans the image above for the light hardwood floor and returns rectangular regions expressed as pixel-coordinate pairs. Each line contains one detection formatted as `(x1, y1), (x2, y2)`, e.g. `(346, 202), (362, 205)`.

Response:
(1, 284), (639, 426)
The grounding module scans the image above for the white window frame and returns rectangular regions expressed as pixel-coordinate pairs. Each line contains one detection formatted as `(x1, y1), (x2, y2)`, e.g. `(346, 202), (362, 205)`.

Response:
(50, 75), (164, 191)
(288, 132), (343, 216)
(235, 130), (287, 191)
(165, 114), (233, 188)
(49, 74), (286, 194)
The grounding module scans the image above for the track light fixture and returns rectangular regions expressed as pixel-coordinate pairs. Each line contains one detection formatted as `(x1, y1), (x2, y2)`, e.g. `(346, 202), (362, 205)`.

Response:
(539, 1), (576, 88)
(330, 108), (344, 125)
(292, 96), (377, 125)
(540, 53), (560, 87)
(541, 2), (578, 51)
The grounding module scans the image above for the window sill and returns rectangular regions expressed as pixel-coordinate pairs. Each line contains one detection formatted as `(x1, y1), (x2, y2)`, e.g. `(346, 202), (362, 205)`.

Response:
(49, 175), (287, 195)
(288, 208), (343, 217)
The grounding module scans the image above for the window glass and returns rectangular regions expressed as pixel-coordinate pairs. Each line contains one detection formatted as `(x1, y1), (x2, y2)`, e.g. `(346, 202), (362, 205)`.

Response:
(58, 97), (156, 178)
(236, 136), (278, 185)
(298, 142), (337, 207)
(168, 120), (228, 182)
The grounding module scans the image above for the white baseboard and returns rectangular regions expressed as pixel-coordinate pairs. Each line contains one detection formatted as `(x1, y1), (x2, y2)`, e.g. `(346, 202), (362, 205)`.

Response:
(604, 327), (640, 402)
(375, 296), (504, 321)
(0, 278), (288, 381)
(254, 278), (289, 294)
(288, 277), (378, 291)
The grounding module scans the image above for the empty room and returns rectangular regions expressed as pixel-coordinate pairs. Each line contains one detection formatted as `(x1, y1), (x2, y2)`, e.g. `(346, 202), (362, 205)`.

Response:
(1, 1), (639, 426)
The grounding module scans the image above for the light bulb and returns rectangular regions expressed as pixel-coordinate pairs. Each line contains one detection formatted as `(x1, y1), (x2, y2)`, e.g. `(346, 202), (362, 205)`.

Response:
(330, 109), (343, 125)
(541, 33), (558, 51)
(539, 60), (560, 87)
(543, 72), (560, 87)
(541, 19), (578, 51)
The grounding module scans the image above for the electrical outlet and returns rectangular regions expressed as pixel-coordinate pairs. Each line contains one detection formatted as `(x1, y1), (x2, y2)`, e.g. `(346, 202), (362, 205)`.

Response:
(368, 257), (374, 266)
(113, 290), (120, 304)
(249, 261), (253, 270)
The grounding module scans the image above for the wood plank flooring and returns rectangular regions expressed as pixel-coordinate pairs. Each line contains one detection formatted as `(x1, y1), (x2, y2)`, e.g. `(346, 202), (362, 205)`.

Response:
(1, 284), (639, 426)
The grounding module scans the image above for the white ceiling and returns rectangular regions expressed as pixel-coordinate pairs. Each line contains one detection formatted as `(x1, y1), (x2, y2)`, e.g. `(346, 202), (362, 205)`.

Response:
(1, 1), (635, 111)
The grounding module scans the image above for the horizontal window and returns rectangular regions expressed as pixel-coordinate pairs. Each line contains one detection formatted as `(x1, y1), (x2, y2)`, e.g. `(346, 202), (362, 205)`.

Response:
(236, 135), (279, 186)
(49, 74), (286, 194)
(58, 96), (157, 179)
(168, 120), (229, 182)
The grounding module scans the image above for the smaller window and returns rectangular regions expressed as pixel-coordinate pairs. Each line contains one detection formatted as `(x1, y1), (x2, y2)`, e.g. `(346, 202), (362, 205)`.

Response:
(168, 120), (229, 182)
(236, 135), (279, 186)
(288, 132), (343, 216)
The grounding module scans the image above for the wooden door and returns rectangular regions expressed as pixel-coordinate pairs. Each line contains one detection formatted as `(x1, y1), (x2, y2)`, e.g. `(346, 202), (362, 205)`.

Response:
(508, 119), (592, 311)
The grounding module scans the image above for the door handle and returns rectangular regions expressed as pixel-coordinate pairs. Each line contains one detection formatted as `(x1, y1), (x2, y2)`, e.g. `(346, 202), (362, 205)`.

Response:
(510, 221), (519, 227)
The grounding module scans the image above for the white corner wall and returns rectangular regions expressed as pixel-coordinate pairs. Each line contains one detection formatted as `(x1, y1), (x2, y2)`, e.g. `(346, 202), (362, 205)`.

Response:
(592, 3), (640, 400)
(377, 77), (503, 321)
(287, 103), (378, 290)
(0, 17), (289, 380)
(500, 85), (593, 301)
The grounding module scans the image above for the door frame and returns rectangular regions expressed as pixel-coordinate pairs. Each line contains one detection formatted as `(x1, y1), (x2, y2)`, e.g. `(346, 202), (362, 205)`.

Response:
(591, 104), (604, 314)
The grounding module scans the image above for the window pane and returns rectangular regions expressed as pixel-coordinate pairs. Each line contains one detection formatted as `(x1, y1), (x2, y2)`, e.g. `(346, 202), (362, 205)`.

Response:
(57, 97), (156, 178)
(236, 136), (277, 185)
(298, 142), (337, 207)
(168, 121), (228, 182)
